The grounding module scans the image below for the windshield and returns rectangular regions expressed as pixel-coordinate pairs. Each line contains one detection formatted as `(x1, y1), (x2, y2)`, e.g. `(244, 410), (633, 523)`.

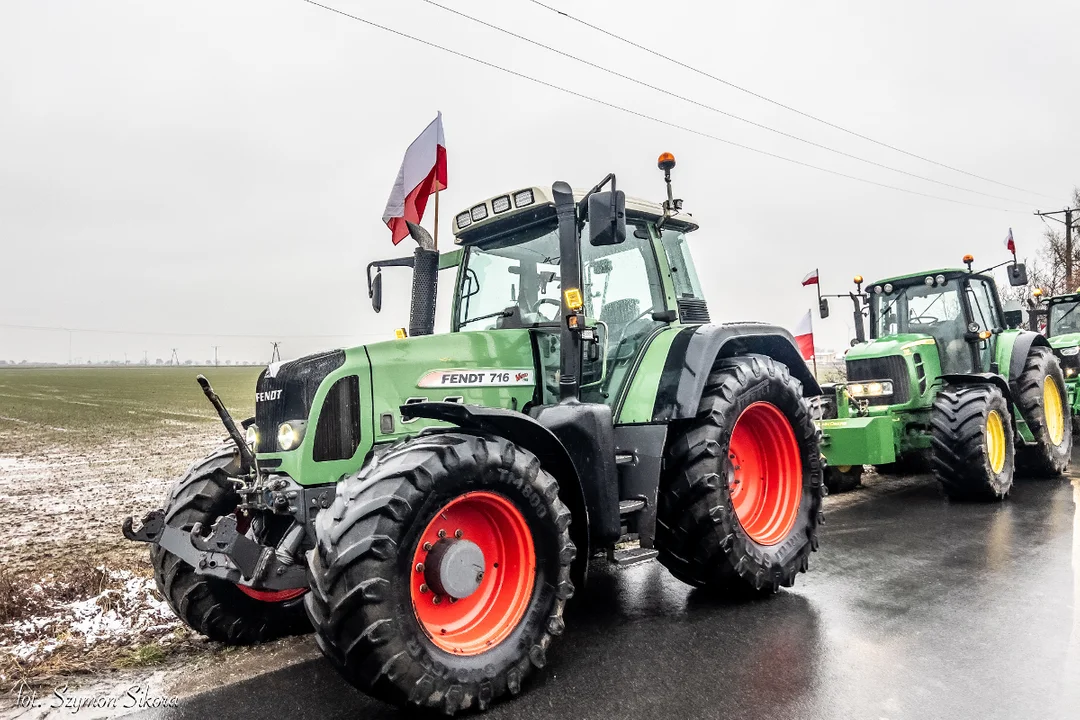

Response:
(872, 282), (964, 338)
(1049, 300), (1080, 336)
(456, 220), (664, 330)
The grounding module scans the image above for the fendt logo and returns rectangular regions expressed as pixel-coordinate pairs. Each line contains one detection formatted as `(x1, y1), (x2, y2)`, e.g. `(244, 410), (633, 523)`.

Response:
(256, 389), (283, 402)
(417, 369), (534, 388)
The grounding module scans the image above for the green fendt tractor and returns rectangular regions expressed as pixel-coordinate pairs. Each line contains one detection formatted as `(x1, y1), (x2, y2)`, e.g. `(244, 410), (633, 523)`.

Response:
(815, 256), (1072, 498)
(124, 154), (824, 713)
(1041, 291), (1080, 428)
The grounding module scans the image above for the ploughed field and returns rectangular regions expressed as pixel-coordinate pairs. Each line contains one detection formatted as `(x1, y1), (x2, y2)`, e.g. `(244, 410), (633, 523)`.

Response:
(0, 366), (262, 688)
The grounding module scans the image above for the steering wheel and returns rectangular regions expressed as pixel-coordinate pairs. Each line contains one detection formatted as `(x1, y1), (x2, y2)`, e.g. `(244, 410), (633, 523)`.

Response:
(910, 314), (940, 324)
(535, 298), (561, 321)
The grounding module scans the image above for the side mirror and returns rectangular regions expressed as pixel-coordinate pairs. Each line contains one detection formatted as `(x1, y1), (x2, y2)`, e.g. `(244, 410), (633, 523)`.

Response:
(588, 191), (626, 246)
(370, 272), (383, 313)
(1008, 263), (1028, 286)
(1004, 309), (1023, 328)
(819, 297), (830, 319)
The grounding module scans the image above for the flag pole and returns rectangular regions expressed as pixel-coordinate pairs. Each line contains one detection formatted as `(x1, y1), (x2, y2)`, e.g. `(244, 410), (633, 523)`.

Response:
(433, 188), (440, 251)
(815, 267), (822, 311)
(811, 310), (818, 380)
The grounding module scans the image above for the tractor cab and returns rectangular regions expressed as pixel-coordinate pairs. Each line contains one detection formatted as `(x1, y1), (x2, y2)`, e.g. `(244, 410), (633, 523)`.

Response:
(450, 186), (703, 405)
(1045, 293), (1080, 411)
(865, 268), (1006, 377)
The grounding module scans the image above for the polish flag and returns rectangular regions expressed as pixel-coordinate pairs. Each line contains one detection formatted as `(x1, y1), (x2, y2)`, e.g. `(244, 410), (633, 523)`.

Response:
(793, 310), (814, 360)
(801, 269), (820, 286)
(1004, 228), (1016, 255)
(382, 113), (448, 245)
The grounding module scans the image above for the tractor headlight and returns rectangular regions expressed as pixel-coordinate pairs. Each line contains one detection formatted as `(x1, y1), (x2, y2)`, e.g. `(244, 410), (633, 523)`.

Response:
(470, 204), (488, 222)
(492, 195), (511, 214)
(1060, 346), (1080, 356)
(277, 421), (307, 451)
(455, 211), (472, 230)
(245, 424), (259, 449)
(513, 188), (534, 207)
(967, 322), (980, 333)
(883, 283), (894, 294)
(873, 285), (883, 294)
(848, 380), (894, 397)
(925, 276), (935, 286)
(936, 274), (947, 286)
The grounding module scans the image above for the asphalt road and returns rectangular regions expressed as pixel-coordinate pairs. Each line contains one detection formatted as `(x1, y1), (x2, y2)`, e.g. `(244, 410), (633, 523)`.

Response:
(145, 463), (1080, 720)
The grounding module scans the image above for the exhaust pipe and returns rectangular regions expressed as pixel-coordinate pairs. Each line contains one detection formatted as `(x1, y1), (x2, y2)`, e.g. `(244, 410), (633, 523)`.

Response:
(406, 221), (438, 337)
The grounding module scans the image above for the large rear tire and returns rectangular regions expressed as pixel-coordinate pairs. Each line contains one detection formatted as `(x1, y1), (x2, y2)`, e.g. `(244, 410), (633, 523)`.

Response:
(150, 443), (311, 644)
(1013, 347), (1072, 477)
(304, 433), (574, 714)
(655, 355), (823, 594)
(930, 385), (1014, 500)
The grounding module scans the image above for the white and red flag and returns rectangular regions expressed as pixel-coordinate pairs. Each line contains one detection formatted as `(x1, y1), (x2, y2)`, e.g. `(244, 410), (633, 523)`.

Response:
(793, 310), (814, 360)
(801, 269), (820, 286)
(382, 112), (447, 245)
(1004, 228), (1016, 255)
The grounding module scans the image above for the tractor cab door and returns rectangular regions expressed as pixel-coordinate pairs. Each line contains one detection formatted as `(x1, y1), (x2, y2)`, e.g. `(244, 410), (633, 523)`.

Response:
(579, 223), (667, 405)
(964, 277), (1006, 373)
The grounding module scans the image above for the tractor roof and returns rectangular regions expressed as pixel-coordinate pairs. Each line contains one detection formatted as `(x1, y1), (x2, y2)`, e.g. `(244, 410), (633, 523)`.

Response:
(1048, 292), (1080, 304)
(452, 185), (697, 245)
(868, 268), (970, 288)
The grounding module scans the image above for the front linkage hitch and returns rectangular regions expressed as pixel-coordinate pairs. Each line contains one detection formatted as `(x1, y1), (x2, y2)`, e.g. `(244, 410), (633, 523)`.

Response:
(122, 375), (313, 594)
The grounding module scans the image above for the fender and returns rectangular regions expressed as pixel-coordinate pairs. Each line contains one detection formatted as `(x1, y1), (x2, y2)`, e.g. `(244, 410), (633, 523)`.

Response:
(400, 401), (591, 586)
(1008, 331), (1051, 385)
(652, 323), (822, 422)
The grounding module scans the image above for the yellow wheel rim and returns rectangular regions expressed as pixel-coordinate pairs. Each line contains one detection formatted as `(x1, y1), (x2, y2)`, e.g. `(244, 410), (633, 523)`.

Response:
(1044, 377), (1065, 446)
(986, 410), (1006, 474)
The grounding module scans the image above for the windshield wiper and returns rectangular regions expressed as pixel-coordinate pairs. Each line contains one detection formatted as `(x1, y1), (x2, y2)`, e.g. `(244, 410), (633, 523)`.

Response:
(459, 309), (512, 327)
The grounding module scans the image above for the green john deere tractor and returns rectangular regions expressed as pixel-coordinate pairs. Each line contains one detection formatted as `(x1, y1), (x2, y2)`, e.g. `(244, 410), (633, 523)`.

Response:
(1042, 291), (1080, 428)
(815, 257), (1072, 498)
(124, 154), (824, 713)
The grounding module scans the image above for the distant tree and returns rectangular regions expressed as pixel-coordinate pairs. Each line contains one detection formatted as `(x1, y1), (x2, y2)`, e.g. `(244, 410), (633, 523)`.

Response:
(184, 359), (194, 365)
(225, 360), (233, 365)
(1030, 187), (1080, 297)
(155, 358), (164, 365)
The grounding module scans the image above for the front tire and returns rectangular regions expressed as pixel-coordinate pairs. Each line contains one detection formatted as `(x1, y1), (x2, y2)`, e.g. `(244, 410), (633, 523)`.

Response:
(305, 433), (575, 714)
(655, 355), (823, 594)
(1014, 347), (1072, 476)
(151, 443), (311, 644)
(824, 465), (863, 494)
(930, 385), (1014, 500)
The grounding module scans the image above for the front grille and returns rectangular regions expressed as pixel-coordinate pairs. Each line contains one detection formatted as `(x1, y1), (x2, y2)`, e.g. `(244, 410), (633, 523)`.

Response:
(846, 355), (911, 405)
(678, 297), (711, 324)
(255, 350), (345, 452)
(313, 375), (361, 462)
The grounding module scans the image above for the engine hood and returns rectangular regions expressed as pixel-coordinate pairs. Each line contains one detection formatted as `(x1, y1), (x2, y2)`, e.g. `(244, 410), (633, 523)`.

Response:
(1048, 333), (1080, 350)
(846, 334), (937, 361)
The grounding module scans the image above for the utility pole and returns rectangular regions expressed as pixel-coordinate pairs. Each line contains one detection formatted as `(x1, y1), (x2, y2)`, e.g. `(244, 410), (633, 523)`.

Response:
(1034, 207), (1078, 291)
(170, 348), (180, 365)
(142, 350), (148, 365)
(212, 345), (220, 367)
(270, 342), (281, 364)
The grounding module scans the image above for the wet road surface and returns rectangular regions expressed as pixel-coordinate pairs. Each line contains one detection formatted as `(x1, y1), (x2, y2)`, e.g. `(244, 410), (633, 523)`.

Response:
(146, 466), (1079, 720)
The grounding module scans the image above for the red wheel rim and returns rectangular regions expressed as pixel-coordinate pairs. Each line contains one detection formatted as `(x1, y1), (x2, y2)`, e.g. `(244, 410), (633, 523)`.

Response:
(236, 585), (307, 602)
(727, 402), (803, 546)
(410, 491), (536, 655)
(231, 510), (307, 603)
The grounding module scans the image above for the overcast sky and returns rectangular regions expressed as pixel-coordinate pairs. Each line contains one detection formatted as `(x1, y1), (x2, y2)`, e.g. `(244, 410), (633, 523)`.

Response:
(2, 0), (1078, 364)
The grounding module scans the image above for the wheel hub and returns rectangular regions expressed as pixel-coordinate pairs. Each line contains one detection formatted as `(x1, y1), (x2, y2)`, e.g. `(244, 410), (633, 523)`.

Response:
(424, 538), (486, 599)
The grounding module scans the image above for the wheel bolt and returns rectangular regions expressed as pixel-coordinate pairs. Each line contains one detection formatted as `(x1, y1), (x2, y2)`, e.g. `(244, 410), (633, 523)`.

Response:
(415, 562), (424, 572)
(419, 584), (429, 593)
(454, 529), (463, 539)
(423, 542), (432, 551)
(449, 597), (457, 604)
(433, 595), (441, 604)
(438, 529), (447, 538)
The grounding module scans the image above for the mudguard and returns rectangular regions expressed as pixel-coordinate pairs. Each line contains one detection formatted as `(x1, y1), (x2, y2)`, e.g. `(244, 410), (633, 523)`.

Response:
(652, 323), (822, 422)
(1008, 331), (1051, 384)
(400, 401), (591, 586)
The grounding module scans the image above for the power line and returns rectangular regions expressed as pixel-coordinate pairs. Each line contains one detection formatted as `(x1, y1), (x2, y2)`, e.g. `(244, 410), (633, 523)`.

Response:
(298, 0), (1015, 212)
(422, 0), (1030, 207)
(527, 0), (1063, 204)
(0, 322), (374, 340)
